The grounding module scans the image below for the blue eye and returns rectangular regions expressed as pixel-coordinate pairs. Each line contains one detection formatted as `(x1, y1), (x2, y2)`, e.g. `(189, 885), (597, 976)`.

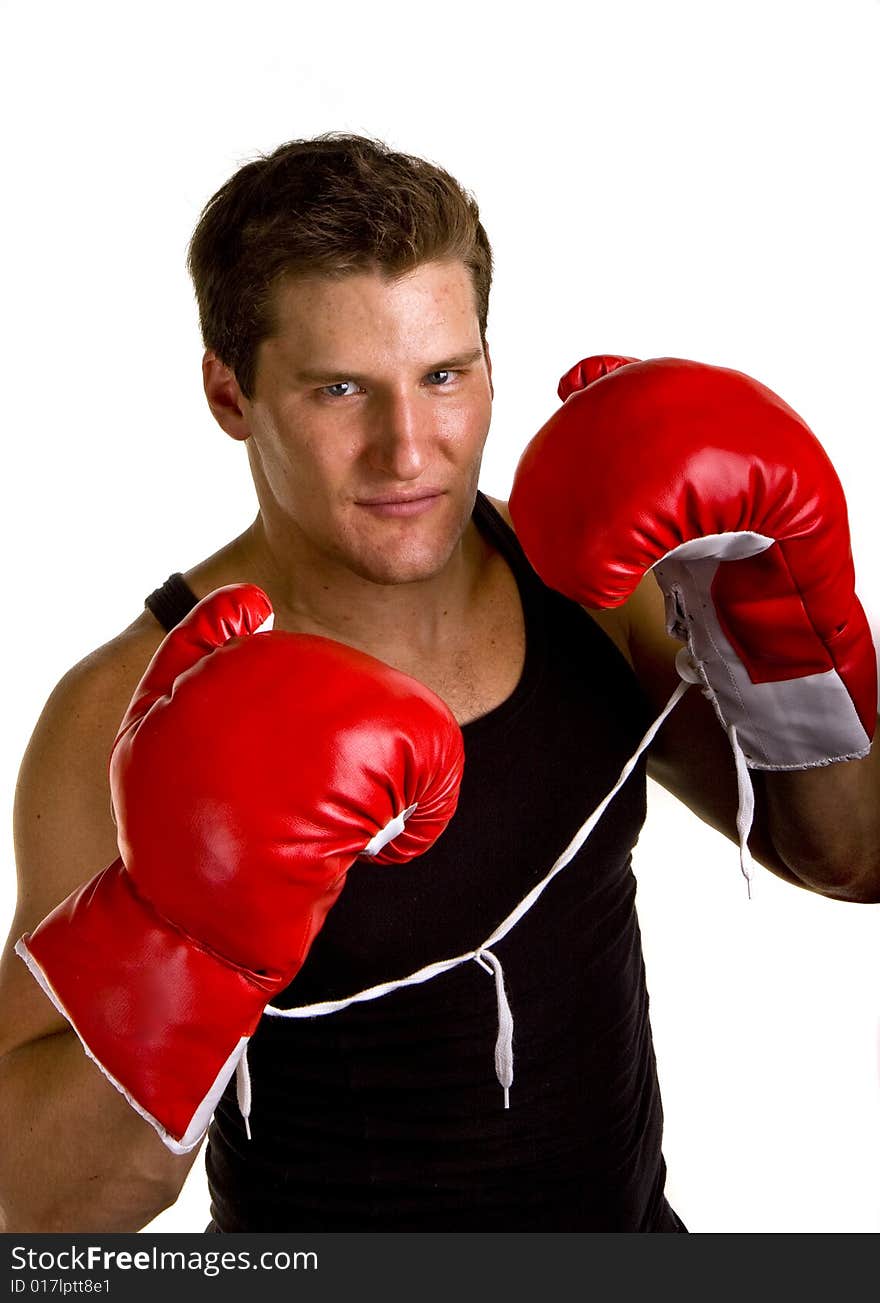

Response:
(426, 370), (452, 385)
(323, 381), (359, 398)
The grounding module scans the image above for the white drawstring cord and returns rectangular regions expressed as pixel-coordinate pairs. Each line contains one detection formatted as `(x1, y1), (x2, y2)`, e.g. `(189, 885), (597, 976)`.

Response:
(237, 668), (762, 1137)
(260, 676), (692, 1119)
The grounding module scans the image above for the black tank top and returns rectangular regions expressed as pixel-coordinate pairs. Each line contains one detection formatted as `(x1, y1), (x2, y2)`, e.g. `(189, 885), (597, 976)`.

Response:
(145, 494), (677, 1231)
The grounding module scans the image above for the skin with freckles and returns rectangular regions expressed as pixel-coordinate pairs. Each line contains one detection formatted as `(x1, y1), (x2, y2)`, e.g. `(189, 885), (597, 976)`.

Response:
(202, 261), (495, 643)
(192, 257), (527, 731)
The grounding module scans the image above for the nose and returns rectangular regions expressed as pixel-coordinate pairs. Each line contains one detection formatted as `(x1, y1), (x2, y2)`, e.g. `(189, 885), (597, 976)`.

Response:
(366, 390), (431, 480)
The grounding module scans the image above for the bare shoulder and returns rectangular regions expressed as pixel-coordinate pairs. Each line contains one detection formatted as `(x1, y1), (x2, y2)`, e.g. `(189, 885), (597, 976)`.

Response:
(487, 494), (633, 666)
(8, 521), (259, 921)
(7, 621), (169, 936)
(0, 618), (174, 1052)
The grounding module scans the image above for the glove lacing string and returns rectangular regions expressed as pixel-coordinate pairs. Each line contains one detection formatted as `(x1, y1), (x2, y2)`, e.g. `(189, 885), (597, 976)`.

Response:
(729, 723), (756, 896)
(674, 646), (756, 894)
(230, 676), (701, 1141)
(236, 1045), (253, 1141)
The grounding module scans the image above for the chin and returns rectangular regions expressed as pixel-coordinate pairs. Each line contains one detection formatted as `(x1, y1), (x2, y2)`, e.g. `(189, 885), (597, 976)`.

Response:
(334, 497), (473, 586)
(346, 548), (455, 587)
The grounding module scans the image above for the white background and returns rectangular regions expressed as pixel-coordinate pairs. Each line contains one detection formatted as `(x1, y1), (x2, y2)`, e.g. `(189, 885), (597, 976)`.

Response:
(1, 0), (878, 1233)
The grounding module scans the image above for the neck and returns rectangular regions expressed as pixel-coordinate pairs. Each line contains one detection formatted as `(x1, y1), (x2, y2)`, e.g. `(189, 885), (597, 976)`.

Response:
(238, 505), (486, 661)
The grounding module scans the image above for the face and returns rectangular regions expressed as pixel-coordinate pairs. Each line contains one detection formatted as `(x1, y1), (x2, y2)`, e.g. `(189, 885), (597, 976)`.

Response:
(217, 259), (493, 587)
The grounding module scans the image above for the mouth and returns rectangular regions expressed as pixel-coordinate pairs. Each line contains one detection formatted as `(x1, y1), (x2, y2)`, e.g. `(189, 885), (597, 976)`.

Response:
(354, 490), (446, 518)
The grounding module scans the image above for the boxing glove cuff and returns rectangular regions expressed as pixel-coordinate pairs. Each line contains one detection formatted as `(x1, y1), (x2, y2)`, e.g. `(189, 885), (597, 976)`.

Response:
(654, 532), (875, 770)
(16, 858), (281, 1153)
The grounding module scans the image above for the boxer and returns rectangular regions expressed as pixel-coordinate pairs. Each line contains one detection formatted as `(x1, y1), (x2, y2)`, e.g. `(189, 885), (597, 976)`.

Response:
(2, 134), (877, 1233)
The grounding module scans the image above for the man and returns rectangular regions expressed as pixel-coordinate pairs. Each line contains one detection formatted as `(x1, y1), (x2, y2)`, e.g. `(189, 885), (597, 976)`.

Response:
(1, 133), (877, 1233)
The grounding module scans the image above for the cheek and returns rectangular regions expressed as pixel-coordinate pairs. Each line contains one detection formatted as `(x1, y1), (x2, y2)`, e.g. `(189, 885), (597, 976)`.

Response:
(440, 398), (491, 454)
(281, 421), (361, 484)
(290, 452), (351, 507)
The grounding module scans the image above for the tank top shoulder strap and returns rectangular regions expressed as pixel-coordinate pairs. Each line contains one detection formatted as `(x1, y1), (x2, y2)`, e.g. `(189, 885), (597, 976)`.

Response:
(144, 572), (200, 633)
(472, 492), (545, 599)
(472, 491), (652, 733)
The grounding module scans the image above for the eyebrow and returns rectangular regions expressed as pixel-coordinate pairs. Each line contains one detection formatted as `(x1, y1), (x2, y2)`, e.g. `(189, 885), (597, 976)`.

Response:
(292, 347), (486, 385)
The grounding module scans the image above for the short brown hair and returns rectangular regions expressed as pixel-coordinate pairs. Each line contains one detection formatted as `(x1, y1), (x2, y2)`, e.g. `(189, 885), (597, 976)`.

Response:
(187, 132), (494, 399)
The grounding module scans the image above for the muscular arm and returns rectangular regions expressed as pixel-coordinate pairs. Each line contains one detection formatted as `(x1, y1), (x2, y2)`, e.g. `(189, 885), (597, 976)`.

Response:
(492, 494), (880, 899)
(621, 573), (880, 903)
(0, 633), (199, 1231)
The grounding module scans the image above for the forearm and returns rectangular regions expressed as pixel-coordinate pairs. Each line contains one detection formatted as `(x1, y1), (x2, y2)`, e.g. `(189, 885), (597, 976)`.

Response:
(757, 730), (880, 902)
(0, 1030), (197, 1232)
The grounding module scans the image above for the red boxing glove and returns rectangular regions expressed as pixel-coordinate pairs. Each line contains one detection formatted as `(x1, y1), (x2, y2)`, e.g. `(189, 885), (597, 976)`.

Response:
(17, 584), (464, 1152)
(510, 355), (876, 770)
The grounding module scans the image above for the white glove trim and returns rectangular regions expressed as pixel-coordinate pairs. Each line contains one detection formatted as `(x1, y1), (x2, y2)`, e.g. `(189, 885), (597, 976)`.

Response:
(14, 936), (247, 1155)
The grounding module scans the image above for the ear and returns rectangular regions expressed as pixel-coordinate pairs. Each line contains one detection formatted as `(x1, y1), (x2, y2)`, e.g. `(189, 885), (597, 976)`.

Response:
(202, 351), (252, 442)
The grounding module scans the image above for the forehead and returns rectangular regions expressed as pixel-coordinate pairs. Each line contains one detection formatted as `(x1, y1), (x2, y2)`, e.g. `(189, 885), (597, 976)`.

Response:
(267, 259), (481, 361)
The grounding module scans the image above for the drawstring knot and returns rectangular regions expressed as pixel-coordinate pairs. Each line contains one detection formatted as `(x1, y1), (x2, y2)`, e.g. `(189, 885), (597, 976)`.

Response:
(474, 948), (514, 1108)
(236, 1044), (253, 1140)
